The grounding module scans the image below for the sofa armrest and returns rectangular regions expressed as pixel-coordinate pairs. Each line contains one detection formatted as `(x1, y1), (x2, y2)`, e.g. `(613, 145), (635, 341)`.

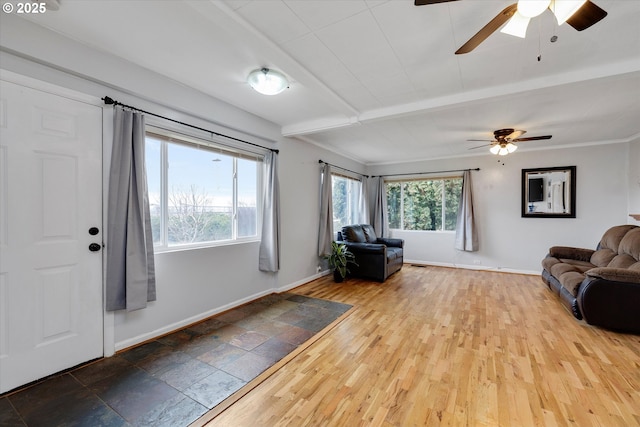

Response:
(548, 246), (594, 262)
(339, 241), (386, 254)
(577, 275), (640, 333)
(376, 237), (404, 248)
(586, 267), (640, 284)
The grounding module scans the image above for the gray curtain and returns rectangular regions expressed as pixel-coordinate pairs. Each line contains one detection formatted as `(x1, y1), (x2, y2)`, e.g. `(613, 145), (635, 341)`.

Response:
(106, 108), (156, 311)
(358, 176), (370, 224)
(318, 163), (333, 257)
(370, 177), (389, 237)
(455, 170), (479, 251)
(259, 151), (280, 272)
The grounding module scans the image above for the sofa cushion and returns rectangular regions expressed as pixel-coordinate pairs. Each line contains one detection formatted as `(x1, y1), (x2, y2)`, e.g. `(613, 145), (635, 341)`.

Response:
(618, 227), (640, 262)
(543, 256), (593, 272)
(342, 225), (366, 243)
(550, 261), (591, 279)
(558, 271), (587, 296)
(598, 224), (638, 252)
(608, 254), (638, 269)
(590, 249), (617, 267)
(549, 246), (594, 262)
(361, 224), (378, 243)
(541, 256), (559, 272)
(587, 267), (640, 284)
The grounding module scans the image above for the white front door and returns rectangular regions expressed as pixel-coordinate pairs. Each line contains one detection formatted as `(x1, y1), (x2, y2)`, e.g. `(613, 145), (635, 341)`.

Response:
(0, 79), (104, 393)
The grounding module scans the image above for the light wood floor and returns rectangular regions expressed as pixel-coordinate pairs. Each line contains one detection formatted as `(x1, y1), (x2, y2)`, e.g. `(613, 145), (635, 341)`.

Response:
(196, 266), (640, 427)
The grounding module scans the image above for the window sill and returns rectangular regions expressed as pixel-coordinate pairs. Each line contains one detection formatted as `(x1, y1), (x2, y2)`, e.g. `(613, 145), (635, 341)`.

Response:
(389, 229), (456, 234)
(153, 238), (260, 254)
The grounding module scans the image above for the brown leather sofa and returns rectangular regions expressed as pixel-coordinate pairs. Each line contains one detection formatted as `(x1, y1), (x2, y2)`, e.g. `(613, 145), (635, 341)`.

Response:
(337, 224), (404, 282)
(541, 224), (640, 333)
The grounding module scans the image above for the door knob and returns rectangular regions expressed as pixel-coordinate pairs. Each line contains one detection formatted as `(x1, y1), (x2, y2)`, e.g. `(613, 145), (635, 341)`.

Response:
(89, 227), (100, 235)
(89, 243), (102, 252)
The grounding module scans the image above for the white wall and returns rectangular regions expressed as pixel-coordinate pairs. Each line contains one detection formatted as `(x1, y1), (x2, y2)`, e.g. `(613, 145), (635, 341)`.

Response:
(368, 143), (630, 274)
(276, 139), (366, 288)
(628, 138), (640, 224)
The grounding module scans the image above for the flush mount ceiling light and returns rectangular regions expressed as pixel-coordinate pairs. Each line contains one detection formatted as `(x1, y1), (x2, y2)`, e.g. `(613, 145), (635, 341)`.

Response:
(247, 68), (289, 96)
(501, 0), (587, 38)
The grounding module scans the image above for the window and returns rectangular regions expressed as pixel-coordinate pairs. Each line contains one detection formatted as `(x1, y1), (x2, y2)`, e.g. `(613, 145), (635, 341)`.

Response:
(387, 177), (462, 231)
(146, 131), (261, 250)
(332, 174), (362, 232)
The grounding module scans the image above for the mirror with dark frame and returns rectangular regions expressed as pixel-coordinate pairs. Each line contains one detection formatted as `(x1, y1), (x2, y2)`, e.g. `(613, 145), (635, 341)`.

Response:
(522, 166), (576, 218)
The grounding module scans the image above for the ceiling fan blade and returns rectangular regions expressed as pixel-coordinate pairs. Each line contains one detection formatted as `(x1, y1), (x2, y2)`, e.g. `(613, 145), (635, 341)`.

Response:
(415, 0), (459, 5)
(566, 1), (607, 31)
(468, 143), (494, 150)
(455, 3), (517, 54)
(467, 139), (494, 142)
(512, 135), (552, 142)
(507, 129), (526, 139)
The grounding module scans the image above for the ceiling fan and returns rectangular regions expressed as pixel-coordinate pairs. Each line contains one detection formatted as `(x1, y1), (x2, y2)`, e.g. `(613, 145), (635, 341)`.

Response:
(415, 0), (607, 54)
(468, 128), (552, 155)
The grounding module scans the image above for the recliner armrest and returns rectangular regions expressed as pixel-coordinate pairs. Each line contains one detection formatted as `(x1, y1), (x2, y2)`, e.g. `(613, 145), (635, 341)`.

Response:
(376, 238), (404, 248)
(586, 267), (640, 284)
(548, 246), (594, 262)
(340, 241), (386, 254)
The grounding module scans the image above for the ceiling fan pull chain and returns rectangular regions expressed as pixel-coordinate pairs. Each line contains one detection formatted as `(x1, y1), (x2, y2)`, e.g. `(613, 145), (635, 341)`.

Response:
(537, 17), (542, 61)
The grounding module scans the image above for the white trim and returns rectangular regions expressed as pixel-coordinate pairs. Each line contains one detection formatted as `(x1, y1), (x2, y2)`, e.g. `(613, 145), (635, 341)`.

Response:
(275, 271), (331, 293)
(0, 69), (101, 106)
(404, 260), (539, 276)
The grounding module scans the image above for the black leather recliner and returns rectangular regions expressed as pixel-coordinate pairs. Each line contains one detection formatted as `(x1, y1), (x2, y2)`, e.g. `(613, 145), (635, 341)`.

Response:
(337, 224), (404, 282)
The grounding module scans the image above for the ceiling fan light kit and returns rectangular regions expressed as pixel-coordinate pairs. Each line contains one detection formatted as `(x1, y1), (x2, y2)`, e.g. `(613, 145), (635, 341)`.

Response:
(502, 0), (587, 39)
(247, 68), (289, 96)
(468, 128), (552, 156)
(416, 0), (605, 54)
(490, 142), (519, 156)
(517, 0), (551, 18)
(500, 12), (531, 38)
(551, 0), (588, 24)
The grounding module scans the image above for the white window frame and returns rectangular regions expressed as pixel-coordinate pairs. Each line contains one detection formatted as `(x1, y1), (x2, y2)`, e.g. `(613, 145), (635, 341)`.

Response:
(146, 126), (263, 252)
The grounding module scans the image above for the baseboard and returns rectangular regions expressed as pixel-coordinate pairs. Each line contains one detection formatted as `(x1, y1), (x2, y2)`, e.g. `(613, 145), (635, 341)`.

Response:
(404, 259), (539, 276)
(274, 270), (331, 293)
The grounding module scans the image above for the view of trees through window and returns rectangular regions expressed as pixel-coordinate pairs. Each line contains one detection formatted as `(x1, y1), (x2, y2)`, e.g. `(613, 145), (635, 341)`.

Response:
(146, 133), (260, 249)
(332, 174), (361, 232)
(387, 177), (462, 231)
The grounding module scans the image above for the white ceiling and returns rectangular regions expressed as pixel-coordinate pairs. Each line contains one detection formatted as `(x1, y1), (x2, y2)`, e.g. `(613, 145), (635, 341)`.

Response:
(17, 0), (640, 164)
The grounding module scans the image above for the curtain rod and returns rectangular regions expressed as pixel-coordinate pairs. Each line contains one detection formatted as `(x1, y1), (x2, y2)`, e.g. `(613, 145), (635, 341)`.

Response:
(318, 160), (369, 178)
(102, 96), (278, 154)
(373, 167), (480, 178)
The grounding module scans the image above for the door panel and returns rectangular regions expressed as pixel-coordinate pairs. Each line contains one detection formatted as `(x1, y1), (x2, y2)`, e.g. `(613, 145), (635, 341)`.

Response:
(0, 79), (103, 393)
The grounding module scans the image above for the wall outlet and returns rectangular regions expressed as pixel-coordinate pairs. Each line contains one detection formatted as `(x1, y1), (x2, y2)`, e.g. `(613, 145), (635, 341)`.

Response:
(473, 260), (482, 265)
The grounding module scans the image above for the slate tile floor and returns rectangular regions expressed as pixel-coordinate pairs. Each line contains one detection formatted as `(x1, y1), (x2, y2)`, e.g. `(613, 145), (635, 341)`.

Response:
(1, 293), (351, 427)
